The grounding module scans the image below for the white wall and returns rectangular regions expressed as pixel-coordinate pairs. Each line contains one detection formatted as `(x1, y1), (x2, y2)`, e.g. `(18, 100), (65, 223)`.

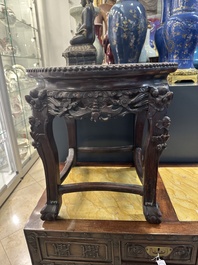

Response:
(35, 0), (73, 66)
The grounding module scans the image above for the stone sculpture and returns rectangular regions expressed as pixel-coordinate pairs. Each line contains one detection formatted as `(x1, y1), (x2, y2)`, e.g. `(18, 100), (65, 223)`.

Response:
(63, 0), (97, 65)
(70, 0), (96, 45)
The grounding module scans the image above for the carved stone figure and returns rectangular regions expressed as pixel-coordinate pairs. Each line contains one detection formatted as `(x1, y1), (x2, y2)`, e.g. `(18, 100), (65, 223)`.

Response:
(70, 0), (96, 45)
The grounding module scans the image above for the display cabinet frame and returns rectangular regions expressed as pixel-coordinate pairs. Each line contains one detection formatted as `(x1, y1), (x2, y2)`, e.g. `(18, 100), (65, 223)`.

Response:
(0, 0), (43, 206)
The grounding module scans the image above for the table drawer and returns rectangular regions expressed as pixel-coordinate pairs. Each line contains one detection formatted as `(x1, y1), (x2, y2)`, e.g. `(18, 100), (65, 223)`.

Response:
(39, 237), (113, 264)
(122, 241), (197, 264)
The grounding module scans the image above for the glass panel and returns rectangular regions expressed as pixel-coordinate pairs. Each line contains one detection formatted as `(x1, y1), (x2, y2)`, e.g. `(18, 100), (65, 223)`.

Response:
(1, 0), (42, 168)
(0, 97), (16, 191)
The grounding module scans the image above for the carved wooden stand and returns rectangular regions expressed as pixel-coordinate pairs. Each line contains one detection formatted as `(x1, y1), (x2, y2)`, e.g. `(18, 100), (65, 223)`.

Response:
(25, 63), (177, 224)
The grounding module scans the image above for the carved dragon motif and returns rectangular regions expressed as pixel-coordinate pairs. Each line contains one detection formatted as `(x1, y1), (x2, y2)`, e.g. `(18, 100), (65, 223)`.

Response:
(25, 88), (47, 112)
(47, 89), (149, 122)
(147, 85), (173, 152)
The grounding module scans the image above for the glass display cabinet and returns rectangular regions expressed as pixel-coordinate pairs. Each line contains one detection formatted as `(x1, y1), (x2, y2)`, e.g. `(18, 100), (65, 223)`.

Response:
(0, 0), (43, 206)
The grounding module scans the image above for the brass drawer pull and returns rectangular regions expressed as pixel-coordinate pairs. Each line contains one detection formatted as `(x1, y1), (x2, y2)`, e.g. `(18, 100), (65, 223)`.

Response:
(145, 246), (173, 257)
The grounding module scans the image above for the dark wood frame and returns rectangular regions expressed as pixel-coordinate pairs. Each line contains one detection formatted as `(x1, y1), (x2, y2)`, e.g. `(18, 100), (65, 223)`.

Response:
(25, 63), (177, 224)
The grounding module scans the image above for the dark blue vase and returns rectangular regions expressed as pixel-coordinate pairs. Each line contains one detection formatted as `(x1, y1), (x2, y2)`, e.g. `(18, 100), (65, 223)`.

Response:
(108, 0), (147, 64)
(155, 0), (172, 62)
(163, 0), (198, 69)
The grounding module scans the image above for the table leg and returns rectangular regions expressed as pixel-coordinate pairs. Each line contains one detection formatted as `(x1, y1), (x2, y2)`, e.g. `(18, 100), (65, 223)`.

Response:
(134, 111), (147, 183)
(65, 118), (77, 165)
(26, 89), (62, 221)
(143, 85), (172, 224)
(59, 119), (77, 182)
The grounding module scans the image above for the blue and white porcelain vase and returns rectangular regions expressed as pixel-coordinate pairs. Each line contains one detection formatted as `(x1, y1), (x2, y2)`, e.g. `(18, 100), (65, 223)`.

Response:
(155, 0), (172, 62)
(163, 0), (198, 70)
(108, 0), (147, 64)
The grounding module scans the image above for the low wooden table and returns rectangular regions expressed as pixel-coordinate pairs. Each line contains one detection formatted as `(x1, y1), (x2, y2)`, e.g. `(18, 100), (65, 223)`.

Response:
(24, 167), (198, 265)
(25, 63), (177, 224)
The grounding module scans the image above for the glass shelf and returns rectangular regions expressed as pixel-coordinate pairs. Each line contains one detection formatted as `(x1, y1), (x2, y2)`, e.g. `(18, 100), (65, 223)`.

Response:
(0, 16), (38, 31)
(0, 0), (42, 206)
(0, 129), (6, 137)
(1, 54), (41, 60)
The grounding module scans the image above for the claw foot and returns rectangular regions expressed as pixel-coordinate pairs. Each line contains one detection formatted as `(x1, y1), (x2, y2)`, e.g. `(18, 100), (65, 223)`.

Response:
(40, 202), (60, 221)
(143, 203), (162, 224)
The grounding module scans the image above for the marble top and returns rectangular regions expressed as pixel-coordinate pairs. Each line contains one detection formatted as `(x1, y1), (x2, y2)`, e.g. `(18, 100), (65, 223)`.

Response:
(59, 166), (198, 222)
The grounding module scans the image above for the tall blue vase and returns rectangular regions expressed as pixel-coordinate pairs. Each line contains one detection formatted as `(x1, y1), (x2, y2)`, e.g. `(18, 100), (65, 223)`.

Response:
(155, 0), (172, 62)
(108, 0), (147, 64)
(163, 0), (198, 69)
